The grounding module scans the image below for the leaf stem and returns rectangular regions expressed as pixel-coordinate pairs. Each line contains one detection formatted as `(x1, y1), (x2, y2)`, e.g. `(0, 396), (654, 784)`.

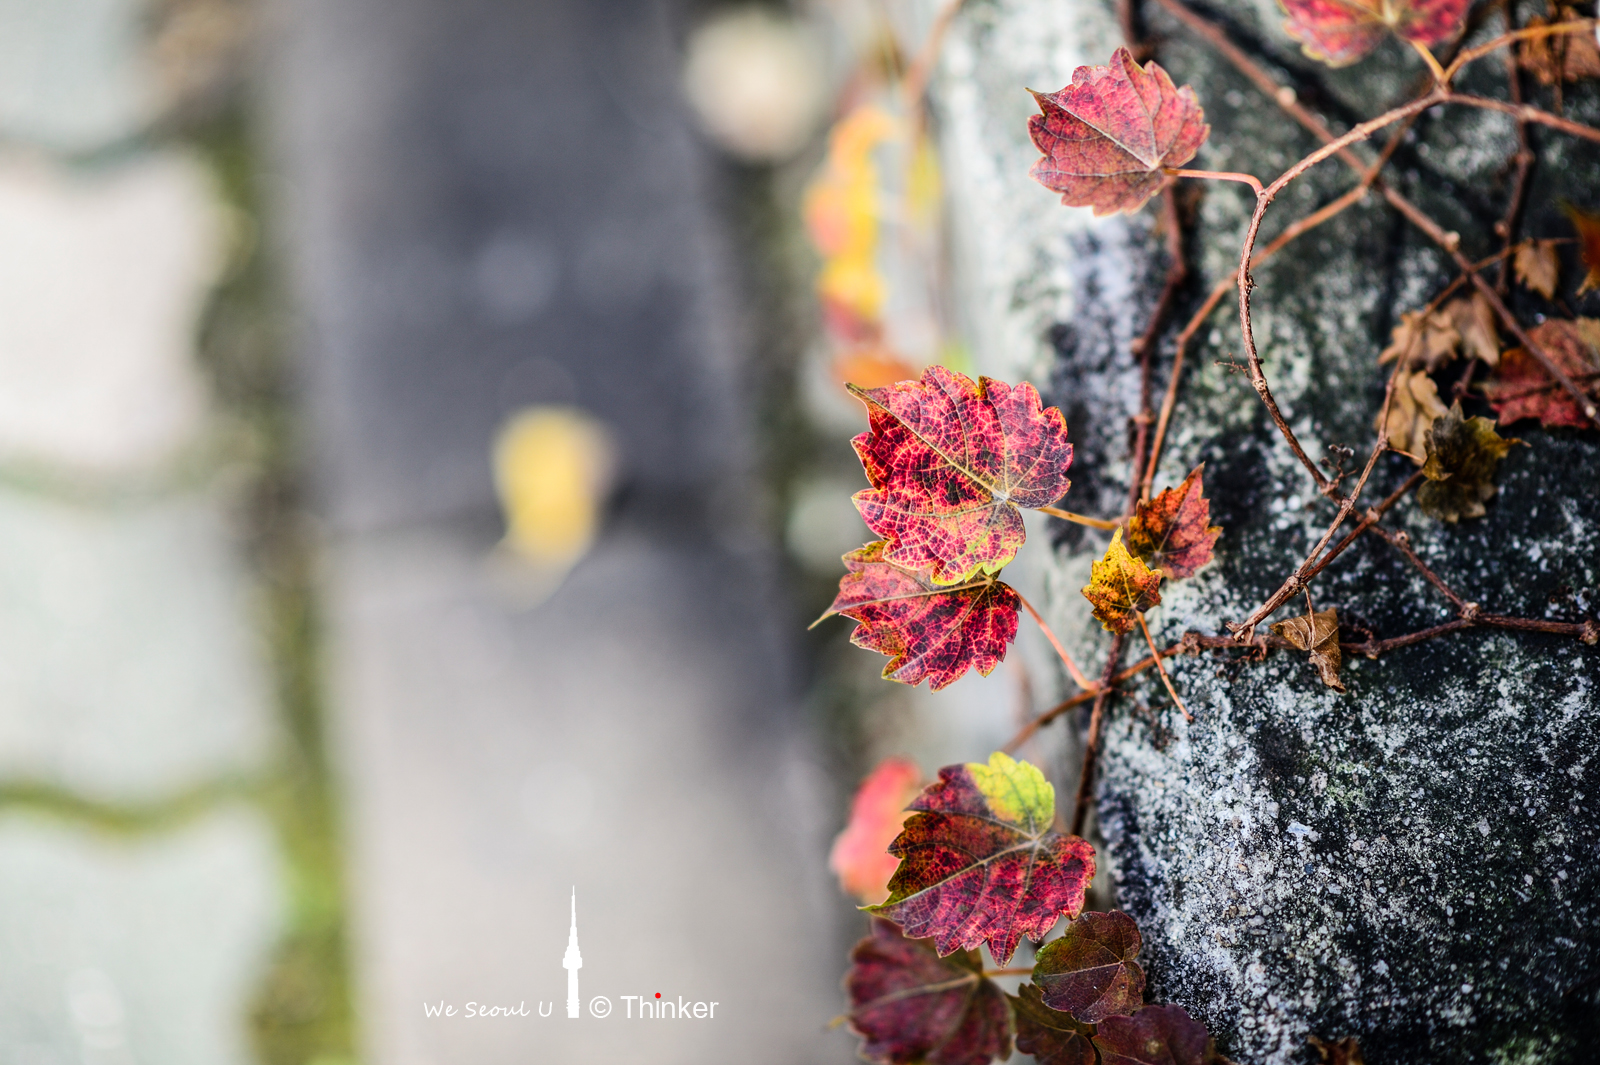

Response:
(1442, 17), (1598, 81)
(1070, 633), (1126, 838)
(983, 967), (1035, 977)
(1016, 591), (1096, 692)
(1163, 167), (1264, 195)
(1038, 505), (1122, 530)
(1410, 39), (1450, 85)
(1136, 612), (1190, 721)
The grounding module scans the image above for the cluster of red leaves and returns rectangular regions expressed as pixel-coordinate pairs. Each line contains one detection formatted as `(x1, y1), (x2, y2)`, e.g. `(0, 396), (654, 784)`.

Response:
(1280, 0), (1469, 66)
(1029, 48), (1209, 216)
(820, 367), (1077, 689)
(838, 755), (1233, 1065)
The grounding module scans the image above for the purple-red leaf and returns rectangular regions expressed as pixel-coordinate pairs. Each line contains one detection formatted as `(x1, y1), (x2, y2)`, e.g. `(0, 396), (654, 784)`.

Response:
(850, 366), (1074, 585)
(1279, 0), (1470, 67)
(1009, 983), (1097, 1065)
(845, 918), (1012, 1065)
(1033, 910), (1147, 1022)
(824, 541), (1020, 691)
(1124, 465), (1221, 579)
(873, 752), (1095, 966)
(831, 757), (926, 905)
(1094, 1004), (1229, 1065)
(1029, 47), (1209, 216)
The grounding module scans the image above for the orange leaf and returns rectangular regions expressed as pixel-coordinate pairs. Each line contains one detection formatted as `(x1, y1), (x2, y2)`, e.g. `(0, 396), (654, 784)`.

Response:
(1082, 529), (1163, 634)
(829, 757), (925, 905)
(1124, 464), (1221, 579)
(1565, 203), (1600, 296)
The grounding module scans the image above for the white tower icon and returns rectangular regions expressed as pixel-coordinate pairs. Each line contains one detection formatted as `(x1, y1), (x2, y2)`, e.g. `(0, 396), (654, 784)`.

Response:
(562, 887), (582, 1018)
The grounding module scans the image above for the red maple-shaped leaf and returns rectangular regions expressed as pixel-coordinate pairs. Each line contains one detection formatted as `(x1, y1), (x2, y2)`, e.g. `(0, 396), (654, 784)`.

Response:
(1279, 0), (1470, 67)
(851, 366), (1073, 585)
(831, 757), (926, 905)
(1033, 910), (1147, 1023)
(1009, 983), (1097, 1065)
(873, 752), (1095, 966)
(1094, 1004), (1228, 1065)
(845, 918), (1012, 1065)
(1124, 464), (1221, 579)
(822, 541), (1021, 691)
(1482, 319), (1599, 429)
(1029, 48), (1210, 216)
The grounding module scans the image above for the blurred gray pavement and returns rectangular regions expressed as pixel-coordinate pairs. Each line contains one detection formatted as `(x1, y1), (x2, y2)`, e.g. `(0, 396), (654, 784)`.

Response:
(264, 0), (843, 1061)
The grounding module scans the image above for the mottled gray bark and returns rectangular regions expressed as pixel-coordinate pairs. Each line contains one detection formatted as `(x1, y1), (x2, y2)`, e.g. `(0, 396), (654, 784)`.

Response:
(934, 1), (1600, 1061)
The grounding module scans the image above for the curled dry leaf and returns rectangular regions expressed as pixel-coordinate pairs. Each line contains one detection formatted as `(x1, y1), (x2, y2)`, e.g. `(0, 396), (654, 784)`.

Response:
(1279, 0), (1469, 66)
(1125, 464), (1222, 579)
(831, 757), (926, 905)
(1083, 528), (1164, 634)
(1094, 1003), (1230, 1065)
(1271, 607), (1346, 694)
(851, 366), (1074, 585)
(1379, 308), (1460, 372)
(873, 752), (1095, 966)
(824, 541), (1020, 691)
(1376, 369), (1449, 463)
(1009, 983), (1096, 1065)
(1419, 401), (1523, 523)
(1513, 239), (1562, 299)
(1565, 203), (1600, 295)
(1482, 319), (1600, 429)
(1028, 47), (1209, 217)
(1519, 12), (1600, 85)
(1444, 293), (1500, 366)
(845, 919), (1012, 1065)
(1033, 910), (1146, 1023)
(1309, 1034), (1366, 1065)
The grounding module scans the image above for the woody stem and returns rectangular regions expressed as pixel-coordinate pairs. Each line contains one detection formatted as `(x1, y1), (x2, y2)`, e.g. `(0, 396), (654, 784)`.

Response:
(1016, 592), (1096, 692)
(1136, 612), (1191, 721)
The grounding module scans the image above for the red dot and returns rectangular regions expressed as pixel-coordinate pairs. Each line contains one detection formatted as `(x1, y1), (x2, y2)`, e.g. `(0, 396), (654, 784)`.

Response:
(654, 993), (661, 999)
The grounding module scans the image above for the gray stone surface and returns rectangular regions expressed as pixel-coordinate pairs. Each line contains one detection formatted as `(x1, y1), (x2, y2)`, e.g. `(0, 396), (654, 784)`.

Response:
(932, 0), (1600, 1061)
(0, 806), (283, 1065)
(0, 485), (276, 804)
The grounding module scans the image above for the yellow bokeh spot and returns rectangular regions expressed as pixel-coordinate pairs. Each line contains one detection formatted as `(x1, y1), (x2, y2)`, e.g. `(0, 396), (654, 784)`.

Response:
(493, 406), (612, 567)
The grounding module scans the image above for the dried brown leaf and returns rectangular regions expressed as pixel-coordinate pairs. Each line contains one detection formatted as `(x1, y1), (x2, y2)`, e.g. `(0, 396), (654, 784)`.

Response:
(1513, 239), (1562, 299)
(1376, 369), (1449, 463)
(1518, 12), (1600, 85)
(1419, 401), (1523, 523)
(1378, 309), (1460, 371)
(1271, 607), (1345, 693)
(1309, 1035), (1365, 1065)
(1444, 293), (1500, 366)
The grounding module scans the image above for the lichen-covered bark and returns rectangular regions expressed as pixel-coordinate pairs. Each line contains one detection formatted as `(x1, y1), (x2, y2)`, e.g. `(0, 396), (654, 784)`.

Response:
(933, 0), (1600, 1061)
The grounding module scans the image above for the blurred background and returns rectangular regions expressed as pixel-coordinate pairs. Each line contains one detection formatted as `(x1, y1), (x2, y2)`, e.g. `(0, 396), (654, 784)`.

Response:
(0, 0), (1075, 1061)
